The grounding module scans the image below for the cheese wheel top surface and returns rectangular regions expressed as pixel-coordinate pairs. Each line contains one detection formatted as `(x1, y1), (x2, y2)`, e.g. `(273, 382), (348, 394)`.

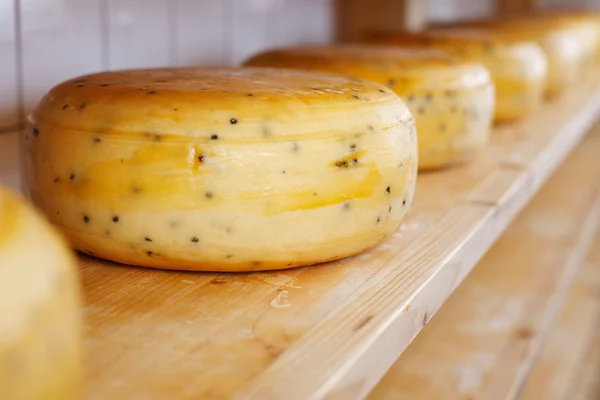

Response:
(245, 45), (491, 94)
(370, 30), (547, 81)
(32, 67), (412, 140)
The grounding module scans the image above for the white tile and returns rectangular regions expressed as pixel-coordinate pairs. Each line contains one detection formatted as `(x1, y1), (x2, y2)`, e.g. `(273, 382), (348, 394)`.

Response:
(267, 0), (333, 48)
(0, 0), (20, 129)
(107, 0), (171, 70)
(230, 0), (277, 65)
(20, 0), (103, 115)
(173, 0), (228, 67)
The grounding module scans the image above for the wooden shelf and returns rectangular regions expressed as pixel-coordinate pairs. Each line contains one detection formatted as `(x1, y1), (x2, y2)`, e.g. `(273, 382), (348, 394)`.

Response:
(368, 127), (600, 400)
(1, 76), (600, 400)
(76, 76), (600, 400)
(520, 238), (600, 400)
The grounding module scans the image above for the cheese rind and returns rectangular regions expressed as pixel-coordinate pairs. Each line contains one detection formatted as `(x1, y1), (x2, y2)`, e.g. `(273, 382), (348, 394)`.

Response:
(369, 31), (547, 122)
(25, 67), (417, 271)
(428, 19), (592, 96)
(245, 46), (495, 170)
(0, 187), (82, 400)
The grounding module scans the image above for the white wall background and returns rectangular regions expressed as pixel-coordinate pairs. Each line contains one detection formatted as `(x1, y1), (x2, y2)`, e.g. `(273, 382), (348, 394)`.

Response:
(0, 0), (334, 131)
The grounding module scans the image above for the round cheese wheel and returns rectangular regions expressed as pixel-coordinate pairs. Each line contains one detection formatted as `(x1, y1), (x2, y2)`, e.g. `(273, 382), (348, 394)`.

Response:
(430, 19), (591, 96)
(532, 13), (600, 67)
(0, 187), (82, 400)
(245, 46), (494, 170)
(369, 31), (548, 122)
(24, 67), (417, 272)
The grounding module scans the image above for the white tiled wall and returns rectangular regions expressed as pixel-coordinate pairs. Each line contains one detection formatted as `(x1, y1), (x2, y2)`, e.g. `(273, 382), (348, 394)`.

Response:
(0, 0), (334, 130)
(0, 0), (20, 131)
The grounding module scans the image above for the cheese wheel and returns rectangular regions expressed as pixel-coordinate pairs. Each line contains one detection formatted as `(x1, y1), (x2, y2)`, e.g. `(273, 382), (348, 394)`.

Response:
(368, 31), (547, 122)
(245, 46), (494, 170)
(0, 187), (82, 400)
(430, 20), (591, 96)
(533, 13), (600, 66)
(24, 67), (417, 272)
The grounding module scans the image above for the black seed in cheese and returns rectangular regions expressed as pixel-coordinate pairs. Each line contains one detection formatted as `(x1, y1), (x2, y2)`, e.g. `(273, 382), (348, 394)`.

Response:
(83, 216), (90, 223)
(230, 118), (238, 125)
(112, 216), (119, 223)
(62, 104), (68, 110)
(198, 155), (205, 163)
(79, 102), (87, 110)
(100, 83), (110, 87)
(33, 127), (39, 137)
(210, 134), (219, 140)
(353, 159), (358, 165)
(93, 136), (101, 144)
(191, 237), (199, 243)
(145, 237), (152, 242)
(376, 217), (381, 224)
(353, 95), (360, 100)
(402, 199), (407, 206)
(69, 173), (76, 181)
(389, 206), (392, 213)
(53, 178), (60, 183)
(387, 79), (396, 87)
(386, 186), (391, 194)
(378, 89), (385, 93)
(77, 84), (84, 88)
(148, 91), (157, 95)
(205, 191), (213, 199)
(350, 144), (357, 151)
(147, 251), (153, 256)
(343, 202), (351, 211)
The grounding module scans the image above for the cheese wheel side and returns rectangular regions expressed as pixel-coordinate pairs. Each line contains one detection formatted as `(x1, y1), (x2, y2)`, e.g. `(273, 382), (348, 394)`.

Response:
(24, 67), (417, 271)
(0, 187), (82, 400)
(367, 32), (547, 122)
(245, 46), (495, 170)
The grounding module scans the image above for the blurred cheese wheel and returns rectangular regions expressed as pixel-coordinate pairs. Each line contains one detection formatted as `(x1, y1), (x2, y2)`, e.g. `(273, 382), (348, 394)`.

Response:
(430, 19), (591, 96)
(368, 30), (547, 122)
(533, 12), (600, 66)
(0, 187), (82, 400)
(245, 45), (494, 170)
(24, 67), (417, 272)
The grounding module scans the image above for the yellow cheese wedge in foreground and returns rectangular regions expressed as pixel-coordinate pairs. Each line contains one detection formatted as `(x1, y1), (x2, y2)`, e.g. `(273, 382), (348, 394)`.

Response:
(24, 67), (417, 271)
(368, 31), (547, 122)
(245, 46), (494, 170)
(0, 187), (82, 400)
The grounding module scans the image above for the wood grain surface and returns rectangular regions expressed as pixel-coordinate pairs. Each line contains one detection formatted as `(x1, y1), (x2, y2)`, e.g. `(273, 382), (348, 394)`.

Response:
(368, 125), (600, 400)
(520, 235), (600, 400)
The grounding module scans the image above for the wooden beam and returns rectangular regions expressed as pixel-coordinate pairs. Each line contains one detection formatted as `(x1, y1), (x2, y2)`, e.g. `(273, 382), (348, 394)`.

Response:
(497, 0), (541, 16)
(334, 0), (427, 42)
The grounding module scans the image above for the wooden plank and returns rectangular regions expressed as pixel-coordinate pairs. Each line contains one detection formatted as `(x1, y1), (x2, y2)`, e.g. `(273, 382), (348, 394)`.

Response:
(520, 237), (600, 400)
(368, 126), (600, 400)
(572, 322), (600, 400)
(73, 75), (600, 400)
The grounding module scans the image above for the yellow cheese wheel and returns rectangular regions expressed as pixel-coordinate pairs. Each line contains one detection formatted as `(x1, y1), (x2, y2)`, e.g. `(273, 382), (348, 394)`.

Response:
(533, 12), (600, 66)
(245, 46), (494, 170)
(24, 67), (417, 272)
(0, 187), (82, 400)
(431, 19), (591, 96)
(368, 31), (547, 122)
